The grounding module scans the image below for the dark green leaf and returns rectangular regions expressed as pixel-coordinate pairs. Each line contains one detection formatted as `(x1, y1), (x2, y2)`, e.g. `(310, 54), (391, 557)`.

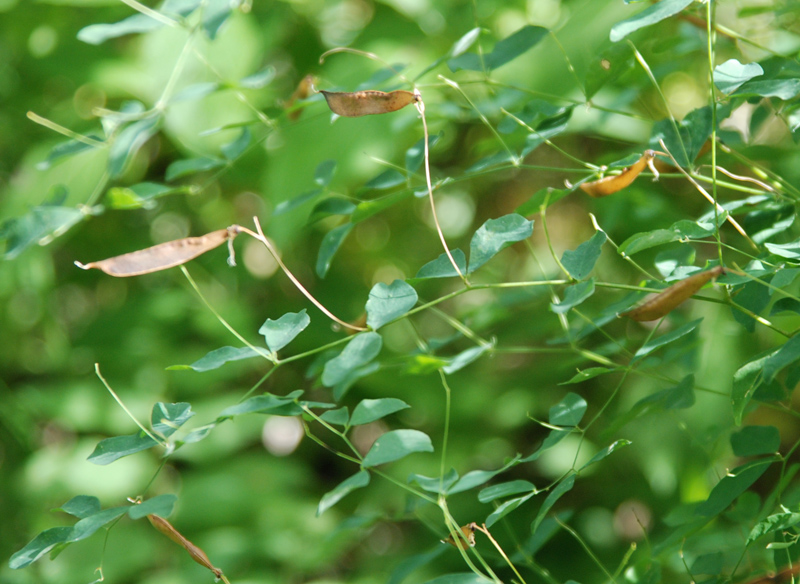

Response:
(408, 470), (459, 494)
(315, 160), (337, 186)
(732, 352), (772, 425)
(322, 332), (382, 387)
(415, 249), (467, 279)
(108, 116), (160, 177)
(151, 402), (193, 438)
(317, 471), (370, 516)
(619, 229), (680, 256)
(189, 346), (260, 372)
(351, 398), (410, 426)
(449, 25), (548, 72)
(634, 318), (703, 360)
(559, 367), (617, 385)
(415, 27), (481, 80)
(320, 407), (349, 426)
(9, 527), (72, 569)
(551, 279), (595, 314)
(128, 494), (177, 520)
(448, 456), (522, 495)
(259, 310), (310, 352)
(486, 492), (535, 528)
(522, 429), (571, 462)
(662, 374), (695, 409)
(731, 426), (780, 457)
(389, 546), (447, 584)
(88, 432), (158, 465)
(695, 459), (773, 517)
(442, 345), (490, 374)
(550, 392), (587, 426)
(762, 333), (800, 383)
(366, 280), (418, 329)
(691, 552), (723, 575)
(733, 79), (800, 99)
(219, 391), (304, 417)
(731, 280), (770, 333)
(165, 156), (225, 181)
(649, 106), (717, 168)
(748, 512), (800, 544)
(561, 231), (607, 280)
(67, 505), (128, 541)
(405, 133), (441, 174)
(581, 439), (632, 470)
(307, 197), (357, 223)
(515, 187), (571, 216)
(610, 0), (695, 42)
(478, 480), (535, 503)
(714, 59), (764, 94)
(274, 189), (322, 216)
(468, 214), (533, 273)
(333, 362), (380, 402)
(532, 474), (576, 533)
(364, 169), (406, 190)
(520, 109), (572, 157)
(584, 42), (635, 99)
(316, 223), (353, 278)
(56, 496), (101, 519)
(361, 429), (434, 467)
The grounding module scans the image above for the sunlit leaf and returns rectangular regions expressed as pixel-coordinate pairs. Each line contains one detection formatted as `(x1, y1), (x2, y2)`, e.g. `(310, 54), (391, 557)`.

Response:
(550, 392), (587, 426)
(317, 471), (370, 516)
(189, 346), (260, 372)
(442, 345), (490, 374)
(416, 27), (481, 80)
(9, 527), (73, 569)
(165, 156), (225, 181)
(316, 222), (353, 278)
(366, 280), (418, 330)
(733, 79), (800, 100)
(350, 398), (410, 426)
(128, 494), (177, 520)
(610, 0), (695, 42)
(714, 59), (764, 94)
(151, 403), (193, 438)
(361, 429), (434, 467)
(468, 214), (533, 273)
(322, 332), (382, 387)
(259, 310), (310, 353)
(415, 249), (467, 279)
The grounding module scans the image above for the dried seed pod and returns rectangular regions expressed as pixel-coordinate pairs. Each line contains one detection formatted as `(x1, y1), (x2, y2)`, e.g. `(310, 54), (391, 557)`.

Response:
(580, 150), (658, 197)
(287, 74), (316, 121)
(320, 89), (420, 117)
(75, 226), (239, 277)
(441, 522), (477, 549)
(622, 266), (725, 322)
(147, 514), (223, 579)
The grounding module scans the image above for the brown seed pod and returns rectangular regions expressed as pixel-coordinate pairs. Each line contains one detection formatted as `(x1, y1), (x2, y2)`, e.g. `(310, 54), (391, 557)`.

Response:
(75, 226), (239, 277)
(622, 266), (725, 322)
(147, 514), (223, 579)
(441, 522), (477, 549)
(320, 89), (419, 117)
(580, 150), (658, 197)
(287, 74), (316, 121)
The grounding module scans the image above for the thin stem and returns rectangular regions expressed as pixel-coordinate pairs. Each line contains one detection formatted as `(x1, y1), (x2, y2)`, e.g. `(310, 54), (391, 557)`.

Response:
(155, 26), (196, 110)
(706, 0), (724, 266)
(26, 112), (105, 146)
(589, 214), (659, 281)
(94, 364), (163, 445)
(474, 523), (528, 584)
(119, 0), (180, 28)
(438, 371), (453, 492)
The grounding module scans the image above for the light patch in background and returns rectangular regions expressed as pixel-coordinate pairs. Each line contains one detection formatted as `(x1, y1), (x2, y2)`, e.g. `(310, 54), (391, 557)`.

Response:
(535, 434), (595, 479)
(261, 416), (303, 456)
(642, 451), (678, 496)
(663, 72), (704, 119)
(150, 212), (190, 244)
(526, 0), (561, 28)
(613, 499), (652, 540)
(579, 507), (617, 548)
(0, 0), (18, 11)
(421, 191), (475, 238)
(371, 264), (406, 287)
(356, 218), (391, 251)
(29, 25), (58, 58)
(243, 237), (280, 279)
(317, 0), (373, 47)
(73, 83), (106, 119)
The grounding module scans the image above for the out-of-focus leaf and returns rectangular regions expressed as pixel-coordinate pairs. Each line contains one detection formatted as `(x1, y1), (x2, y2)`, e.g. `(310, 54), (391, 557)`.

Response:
(361, 429), (434, 467)
(732, 352), (772, 425)
(585, 42), (634, 98)
(219, 391), (304, 417)
(515, 187), (572, 216)
(442, 345), (490, 374)
(733, 79), (800, 100)
(610, 0), (695, 42)
(366, 280), (418, 329)
(322, 333), (382, 387)
(389, 546), (447, 584)
(128, 494), (176, 520)
(106, 182), (191, 210)
(415, 249), (467, 279)
(714, 59), (764, 94)
(239, 66), (276, 89)
(423, 574), (493, 584)
(259, 310), (310, 353)
(315, 160), (337, 186)
(274, 189), (322, 216)
(202, 0), (235, 38)
(1, 199), (84, 259)
(580, 439), (632, 470)
(108, 116), (160, 177)
(350, 398), (410, 426)
(37, 137), (102, 170)
(317, 471), (370, 516)
(316, 223), (353, 278)
(165, 156), (225, 181)
(468, 214), (533, 273)
(171, 82), (219, 102)
(449, 25), (548, 71)
(88, 432), (158, 466)
(478, 480), (535, 503)
(189, 346), (260, 372)
(416, 27), (481, 80)
(561, 231), (607, 280)
(9, 527), (73, 569)
(550, 392), (587, 426)
(405, 134), (441, 174)
(221, 127), (251, 160)
(364, 169), (406, 190)
(559, 367), (617, 385)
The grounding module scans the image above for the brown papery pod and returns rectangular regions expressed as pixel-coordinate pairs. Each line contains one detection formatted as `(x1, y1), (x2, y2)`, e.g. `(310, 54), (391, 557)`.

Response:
(441, 522), (477, 549)
(580, 150), (657, 197)
(75, 226), (239, 277)
(147, 514), (224, 579)
(287, 74), (316, 121)
(320, 89), (419, 117)
(622, 266), (725, 322)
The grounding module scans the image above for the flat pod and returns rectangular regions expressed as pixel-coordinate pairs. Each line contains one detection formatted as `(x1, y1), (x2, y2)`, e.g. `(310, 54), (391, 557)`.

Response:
(622, 266), (725, 322)
(580, 150), (657, 198)
(287, 74), (316, 121)
(320, 89), (419, 117)
(147, 514), (223, 579)
(441, 522), (477, 549)
(75, 226), (239, 277)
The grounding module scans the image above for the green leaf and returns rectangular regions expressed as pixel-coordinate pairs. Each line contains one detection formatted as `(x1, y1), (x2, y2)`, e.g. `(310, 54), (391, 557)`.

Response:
(486, 492), (535, 528)
(308, 197), (357, 223)
(320, 407), (349, 426)
(520, 109), (573, 157)
(581, 439), (632, 470)
(714, 59), (764, 94)
(424, 574), (493, 584)
(634, 318), (703, 360)
(351, 398), (410, 426)
(78, 14), (164, 45)
(695, 459), (773, 517)
(448, 456), (522, 495)
(442, 345), (490, 374)
(106, 182), (190, 210)
(221, 127), (251, 160)
(649, 105), (718, 168)
(0, 200), (84, 259)
(521, 429), (571, 462)
(609, 0), (695, 42)
(550, 392), (587, 426)
(317, 471), (370, 516)
(732, 352), (772, 425)
(733, 79), (800, 99)
(415, 249), (467, 279)
(584, 42), (634, 99)
(405, 134), (441, 174)
(559, 367), (617, 385)
(56, 496), (100, 519)
(662, 374), (696, 409)
(108, 116), (160, 177)
(219, 391), (304, 417)
(189, 346), (260, 372)
(361, 429), (434, 467)
(561, 231), (607, 280)
(691, 552), (723, 575)
(619, 229), (680, 255)
(731, 426), (780, 457)
(408, 470), (459, 494)
(239, 66), (276, 89)
(259, 310), (311, 352)
(766, 240), (800, 259)
(202, 0), (234, 39)
(151, 402), (193, 438)
(88, 432), (158, 465)
(449, 25), (548, 72)
(274, 189), (322, 216)
(322, 332), (383, 387)
(532, 474), (576, 533)
(316, 223), (353, 278)
(551, 279), (595, 314)
(127, 494), (177, 520)
(9, 527), (73, 569)
(762, 333), (800, 383)
(333, 362), (380, 402)
(478, 480), (536, 503)
(515, 187), (572, 216)
(468, 214), (533, 273)
(172, 81), (219, 102)
(165, 156), (225, 181)
(315, 160), (337, 186)
(366, 280), (418, 330)
(389, 547), (447, 584)
(415, 27), (480, 80)
(37, 137), (102, 170)
(748, 512), (800, 545)
(364, 169), (406, 190)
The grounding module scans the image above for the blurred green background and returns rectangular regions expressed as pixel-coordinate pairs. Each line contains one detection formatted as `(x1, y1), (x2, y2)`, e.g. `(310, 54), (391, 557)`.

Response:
(2, 0), (800, 583)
